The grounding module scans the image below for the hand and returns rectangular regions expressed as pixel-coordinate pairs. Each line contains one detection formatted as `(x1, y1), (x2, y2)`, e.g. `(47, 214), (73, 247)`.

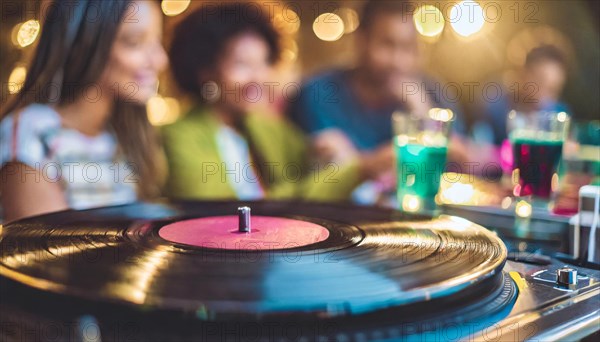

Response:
(311, 129), (359, 166)
(359, 143), (395, 180)
(374, 168), (397, 193)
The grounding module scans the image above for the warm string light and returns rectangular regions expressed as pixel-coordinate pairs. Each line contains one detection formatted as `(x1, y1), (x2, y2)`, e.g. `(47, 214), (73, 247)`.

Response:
(411, 1), (488, 39)
(312, 7), (361, 42)
(413, 5), (445, 38)
(449, 0), (486, 38)
(11, 19), (40, 48)
(8, 65), (27, 94)
(161, 0), (190, 16)
(313, 12), (345, 42)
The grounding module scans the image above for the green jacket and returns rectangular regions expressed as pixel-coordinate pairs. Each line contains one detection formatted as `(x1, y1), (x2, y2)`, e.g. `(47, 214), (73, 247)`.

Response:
(162, 107), (362, 201)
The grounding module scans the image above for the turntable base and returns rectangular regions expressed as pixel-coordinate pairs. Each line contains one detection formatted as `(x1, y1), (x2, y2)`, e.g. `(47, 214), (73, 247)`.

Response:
(1, 201), (598, 341)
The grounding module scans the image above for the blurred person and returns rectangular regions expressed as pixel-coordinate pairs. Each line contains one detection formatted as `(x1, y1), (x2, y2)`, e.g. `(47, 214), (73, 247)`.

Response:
(470, 45), (570, 176)
(289, 0), (469, 204)
(0, 0), (168, 222)
(474, 45), (570, 147)
(163, 3), (386, 201)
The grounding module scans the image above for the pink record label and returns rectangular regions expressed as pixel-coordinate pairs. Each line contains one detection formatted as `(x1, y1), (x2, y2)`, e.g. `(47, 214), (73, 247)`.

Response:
(158, 215), (330, 250)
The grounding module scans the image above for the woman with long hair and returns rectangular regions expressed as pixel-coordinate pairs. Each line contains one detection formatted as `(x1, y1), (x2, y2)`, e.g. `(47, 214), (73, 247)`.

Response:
(0, 0), (168, 222)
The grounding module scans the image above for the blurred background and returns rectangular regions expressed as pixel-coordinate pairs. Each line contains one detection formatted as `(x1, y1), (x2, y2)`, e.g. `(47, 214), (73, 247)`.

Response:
(2, 0), (599, 126)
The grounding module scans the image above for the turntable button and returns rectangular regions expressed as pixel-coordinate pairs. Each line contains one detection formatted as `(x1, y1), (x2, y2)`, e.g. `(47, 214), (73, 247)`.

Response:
(556, 267), (578, 289)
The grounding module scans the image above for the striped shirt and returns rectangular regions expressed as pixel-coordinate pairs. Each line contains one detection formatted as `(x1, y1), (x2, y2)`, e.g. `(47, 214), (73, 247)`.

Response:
(0, 104), (137, 210)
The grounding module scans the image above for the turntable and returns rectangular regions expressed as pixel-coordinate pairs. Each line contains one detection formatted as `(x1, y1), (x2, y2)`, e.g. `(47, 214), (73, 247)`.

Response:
(0, 201), (598, 341)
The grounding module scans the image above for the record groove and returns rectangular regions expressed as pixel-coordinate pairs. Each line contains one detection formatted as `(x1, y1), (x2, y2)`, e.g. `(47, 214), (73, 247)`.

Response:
(0, 201), (507, 319)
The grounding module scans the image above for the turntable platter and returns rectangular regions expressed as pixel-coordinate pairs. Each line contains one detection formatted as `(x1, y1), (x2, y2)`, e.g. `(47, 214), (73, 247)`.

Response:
(0, 201), (507, 319)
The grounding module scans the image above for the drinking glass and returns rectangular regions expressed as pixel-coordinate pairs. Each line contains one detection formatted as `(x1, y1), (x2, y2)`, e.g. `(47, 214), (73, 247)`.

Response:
(393, 108), (453, 213)
(553, 120), (600, 215)
(507, 110), (570, 203)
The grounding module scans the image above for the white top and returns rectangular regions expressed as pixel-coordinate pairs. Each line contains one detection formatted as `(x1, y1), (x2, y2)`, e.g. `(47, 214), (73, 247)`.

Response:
(0, 104), (137, 210)
(214, 125), (264, 200)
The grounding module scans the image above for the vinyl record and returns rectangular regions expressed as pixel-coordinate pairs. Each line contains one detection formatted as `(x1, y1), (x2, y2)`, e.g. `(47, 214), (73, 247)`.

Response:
(0, 201), (508, 320)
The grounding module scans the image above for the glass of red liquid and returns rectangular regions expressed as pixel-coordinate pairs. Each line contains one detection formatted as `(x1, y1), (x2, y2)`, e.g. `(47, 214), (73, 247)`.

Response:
(507, 110), (570, 207)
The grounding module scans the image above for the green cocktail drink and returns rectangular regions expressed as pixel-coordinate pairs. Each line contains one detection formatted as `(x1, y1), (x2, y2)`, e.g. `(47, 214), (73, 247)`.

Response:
(393, 109), (452, 213)
(395, 143), (448, 198)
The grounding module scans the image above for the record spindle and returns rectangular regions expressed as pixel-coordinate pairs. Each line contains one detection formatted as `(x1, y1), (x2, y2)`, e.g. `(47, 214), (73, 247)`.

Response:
(238, 206), (251, 233)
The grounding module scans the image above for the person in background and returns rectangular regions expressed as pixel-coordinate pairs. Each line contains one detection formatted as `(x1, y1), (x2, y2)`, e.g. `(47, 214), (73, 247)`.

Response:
(0, 0), (168, 222)
(474, 44), (570, 147)
(163, 3), (385, 201)
(288, 0), (469, 204)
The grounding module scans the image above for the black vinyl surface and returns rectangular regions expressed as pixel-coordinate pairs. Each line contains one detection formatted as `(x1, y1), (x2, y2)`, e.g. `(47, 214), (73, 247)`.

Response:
(0, 201), (517, 341)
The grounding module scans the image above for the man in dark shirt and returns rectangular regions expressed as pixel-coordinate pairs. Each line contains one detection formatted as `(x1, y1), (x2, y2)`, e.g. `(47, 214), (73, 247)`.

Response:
(291, 70), (466, 151)
(289, 0), (469, 203)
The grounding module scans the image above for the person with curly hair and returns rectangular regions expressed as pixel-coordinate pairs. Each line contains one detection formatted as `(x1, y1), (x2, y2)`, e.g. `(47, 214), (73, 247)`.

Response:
(163, 3), (388, 201)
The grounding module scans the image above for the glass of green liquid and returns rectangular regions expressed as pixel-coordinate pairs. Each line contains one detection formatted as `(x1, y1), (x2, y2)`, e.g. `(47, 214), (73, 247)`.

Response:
(393, 108), (453, 213)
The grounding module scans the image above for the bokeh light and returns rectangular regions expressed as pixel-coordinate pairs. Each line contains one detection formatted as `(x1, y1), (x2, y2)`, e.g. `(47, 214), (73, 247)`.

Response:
(557, 112), (568, 122)
(14, 20), (40, 47)
(337, 8), (360, 34)
(515, 200), (533, 218)
(161, 0), (190, 17)
(8, 65), (27, 94)
(428, 108), (454, 122)
(402, 195), (421, 212)
(413, 5), (445, 38)
(437, 173), (502, 206)
(313, 13), (345, 42)
(501, 197), (513, 209)
(449, 0), (485, 38)
(439, 183), (475, 205)
(147, 96), (181, 126)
